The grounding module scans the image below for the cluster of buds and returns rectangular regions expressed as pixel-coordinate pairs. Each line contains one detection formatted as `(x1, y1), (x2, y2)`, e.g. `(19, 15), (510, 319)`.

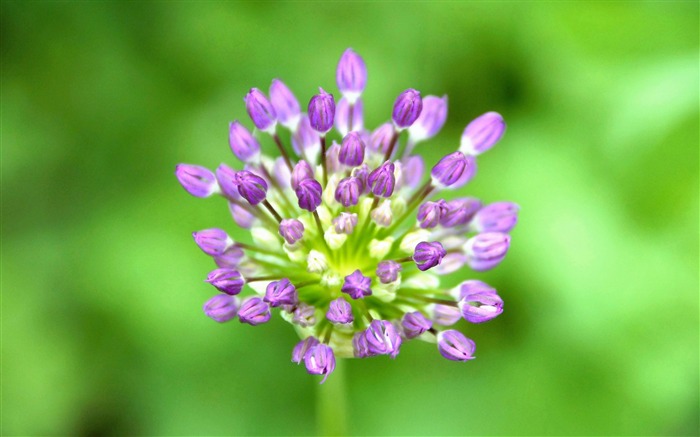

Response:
(176, 48), (518, 383)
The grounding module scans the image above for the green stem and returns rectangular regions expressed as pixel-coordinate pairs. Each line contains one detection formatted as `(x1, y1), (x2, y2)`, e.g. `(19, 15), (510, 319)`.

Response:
(316, 358), (348, 436)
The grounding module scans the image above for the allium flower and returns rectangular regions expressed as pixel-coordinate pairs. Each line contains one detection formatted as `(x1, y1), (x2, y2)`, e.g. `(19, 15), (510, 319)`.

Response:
(176, 48), (517, 384)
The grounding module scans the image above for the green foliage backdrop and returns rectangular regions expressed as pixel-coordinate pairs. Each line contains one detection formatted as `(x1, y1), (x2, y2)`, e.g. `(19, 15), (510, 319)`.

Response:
(2, 2), (698, 435)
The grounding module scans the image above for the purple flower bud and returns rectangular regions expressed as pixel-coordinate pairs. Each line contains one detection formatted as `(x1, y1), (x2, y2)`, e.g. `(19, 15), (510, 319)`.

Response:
(279, 219), (304, 245)
(176, 164), (217, 198)
(214, 246), (245, 269)
(214, 245), (245, 269)
(417, 199), (448, 229)
(401, 155), (424, 189)
(472, 202), (519, 233)
(432, 304), (461, 326)
(369, 123), (394, 153)
(215, 164), (240, 199)
(244, 88), (277, 132)
(457, 280), (504, 323)
(293, 303), (316, 327)
(430, 151), (475, 188)
(401, 311), (432, 339)
(335, 177), (362, 207)
(264, 278), (298, 307)
(333, 212), (358, 234)
(440, 198), (482, 228)
(413, 241), (446, 271)
(461, 112), (506, 155)
(269, 79), (300, 129)
(304, 344), (336, 384)
(352, 164), (370, 193)
(325, 142), (342, 174)
(392, 89), (423, 129)
(238, 297), (271, 325)
(408, 95), (448, 142)
(193, 228), (232, 256)
(228, 202), (256, 229)
(336, 48), (367, 101)
(203, 294), (239, 323)
(308, 88), (335, 134)
(450, 157), (478, 190)
(326, 297), (354, 324)
(272, 157), (292, 188)
(291, 160), (314, 191)
(353, 331), (374, 358)
(365, 320), (402, 358)
(205, 268), (244, 295)
(367, 162), (396, 197)
(295, 178), (323, 212)
(339, 132), (365, 166)
(292, 115), (321, 161)
(228, 121), (261, 162)
(341, 269), (372, 299)
(437, 330), (476, 362)
(335, 97), (364, 136)
(464, 232), (511, 271)
(234, 170), (268, 205)
(292, 336), (320, 364)
(376, 260), (402, 284)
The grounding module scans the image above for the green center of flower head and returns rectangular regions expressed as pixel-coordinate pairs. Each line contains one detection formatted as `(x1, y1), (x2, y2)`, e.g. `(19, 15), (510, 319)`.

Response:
(176, 48), (518, 383)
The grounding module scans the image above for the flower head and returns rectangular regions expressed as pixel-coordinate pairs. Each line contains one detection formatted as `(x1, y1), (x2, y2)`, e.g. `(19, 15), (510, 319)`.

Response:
(177, 48), (517, 382)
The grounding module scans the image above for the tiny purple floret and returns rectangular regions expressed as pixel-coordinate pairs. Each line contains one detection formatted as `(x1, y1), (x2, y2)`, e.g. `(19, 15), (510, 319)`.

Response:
(292, 336), (320, 364)
(176, 164), (217, 198)
(336, 48), (367, 101)
(293, 303), (316, 327)
(333, 212), (358, 234)
(437, 330), (476, 362)
(269, 79), (300, 129)
(341, 269), (372, 299)
(245, 88), (277, 132)
(264, 278), (298, 307)
(339, 132), (365, 166)
(431, 151), (474, 187)
(440, 197), (483, 228)
(472, 202), (520, 233)
(335, 177), (362, 207)
(461, 111), (506, 156)
(417, 199), (448, 229)
(353, 331), (375, 358)
(367, 162), (395, 197)
(413, 241), (446, 271)
(365, 320), (402, 358)
(464, 232), (511, 271)
(228, 121), (261, 162)
(457, 280), (504, 323)
(234, 170), (268, 205)
(308, 88), (336, 134)
(203, 294), (239, 323)
(205, 268), (244, 295)
(401, 311), (432, 339)
(304, 343), (336, 384)
(376, 260), (402, 284)
(279, 219), (304, 245)
(295, 178), (323, 212)
(193, 228), (232, 256)
(238, 297), (271, 325)
(326, 297), (354, 324)
(392, 89), (423, 129)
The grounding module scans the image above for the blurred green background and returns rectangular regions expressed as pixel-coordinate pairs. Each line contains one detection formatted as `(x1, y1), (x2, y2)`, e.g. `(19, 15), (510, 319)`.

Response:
(2, 1), (698, 436)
